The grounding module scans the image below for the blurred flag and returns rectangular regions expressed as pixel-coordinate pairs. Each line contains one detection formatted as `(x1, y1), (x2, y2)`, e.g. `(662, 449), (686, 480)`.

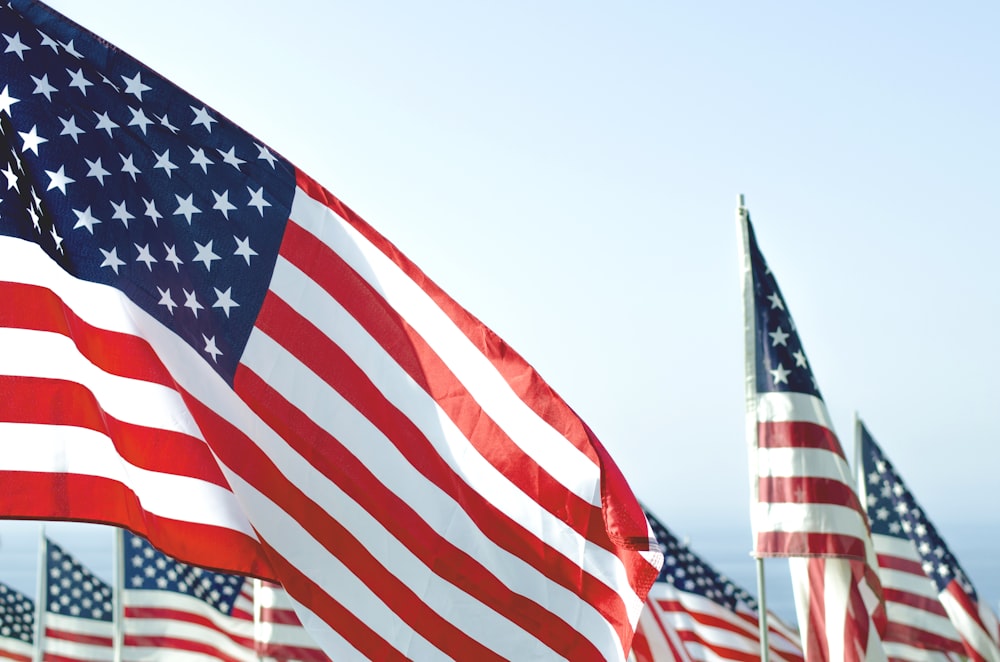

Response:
(857, 421), (999, 662)
(738, 208), (885, 661)
(0, 580), (34, 662)
(39, 538), (114, 662)
(0, 1), (660, 659)
(633, 507), (803, 662)
(255, 580), (330, 662)
(121, 531), (256, 661)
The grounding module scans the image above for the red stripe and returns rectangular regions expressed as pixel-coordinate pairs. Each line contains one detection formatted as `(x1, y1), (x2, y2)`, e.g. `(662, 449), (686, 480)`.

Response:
(675, 627), (760, 661)
(124, 634), (250, 662)
(877, 552), (926, 576)
(883, 621), (965, 653)
(759, 475), (866, 511)
(0, 646), (31, 662)
(944, 580), (992, 662)
(757, 531), (867, 558)
(844, 560), (870, 662)
(804, 557), (828, 662)
(258, 642), (330, 662)
(883, 587), (949, 617)
(44, 627), (113, 647)
(644, 606), (690, 661)
(758, 420), (846, 456)
(125, 607), (253, 647)
(627, 622), (654, 662)
(260, 606), (302, 626)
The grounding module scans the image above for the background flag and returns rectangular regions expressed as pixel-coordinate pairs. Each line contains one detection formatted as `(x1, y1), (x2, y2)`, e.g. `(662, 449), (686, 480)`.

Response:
(858, 421), (1000, 662)
(0, 580), (33, 662)
(738, 209), (885, 661)
(634, 507), (803, 662)
(254, 580), (330, 662)
(0, 1), (661, 658)
(40, 538), (114, 662)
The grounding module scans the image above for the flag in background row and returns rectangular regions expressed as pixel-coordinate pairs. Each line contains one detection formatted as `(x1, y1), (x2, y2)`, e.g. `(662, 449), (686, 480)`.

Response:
(633, 507), (804, 662)
(0, 580), (33, 662)
(738, 207), (886, 662)
(39, 538), (114, 662)
(857, 420), (1000, 662)
(255, 580), (330, 662)
(0, 1), (661, 659)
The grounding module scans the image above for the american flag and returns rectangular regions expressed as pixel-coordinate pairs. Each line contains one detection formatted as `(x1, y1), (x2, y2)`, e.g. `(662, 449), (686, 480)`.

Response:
(633, 507), (804, 662)
(255, 580), (330, 662)
(122, 531), (256, 661)
(857, 421), (999, 662)
(0, 1), (661, 659)
(40, 538), (114, 662)
(0, 580), (34, 662)
(738, 210), (886, 661)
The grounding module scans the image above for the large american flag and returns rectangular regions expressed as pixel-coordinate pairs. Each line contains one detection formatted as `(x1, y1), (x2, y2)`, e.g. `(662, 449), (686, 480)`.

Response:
(39, 538), (115, 662)
(738, 210), (886, 661)
(633, 507), (804, 662)
(857, 421), (999, 662)
(0, 1), (661, 658)
(122, 531), (256, 661)
(255, 580), (330, 662)
(0, 580), (34, 662)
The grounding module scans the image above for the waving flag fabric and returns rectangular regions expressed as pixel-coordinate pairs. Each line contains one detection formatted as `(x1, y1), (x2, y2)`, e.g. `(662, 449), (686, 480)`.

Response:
(121, 531), (256, 661)
(634, 507), (804, 662)
(738, 209), (885, 661)
(0, 581), (34, 662)
(0, 1), (661, 658)
(857, 421), (999, 662)
(39, 538), (114, 662)
(255, 580), (330, 662)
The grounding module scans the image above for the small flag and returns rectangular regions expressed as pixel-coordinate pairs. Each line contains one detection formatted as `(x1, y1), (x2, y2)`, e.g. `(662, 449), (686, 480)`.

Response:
(255, 580), (330, 662)
(0, 580), (34, 662)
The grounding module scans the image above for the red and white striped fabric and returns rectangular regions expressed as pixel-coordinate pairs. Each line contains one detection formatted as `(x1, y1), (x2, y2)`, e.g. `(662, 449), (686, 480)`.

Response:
(739, 211), (886, 662)
(255, 580), (329, 662)
(0, 3), (662, 659)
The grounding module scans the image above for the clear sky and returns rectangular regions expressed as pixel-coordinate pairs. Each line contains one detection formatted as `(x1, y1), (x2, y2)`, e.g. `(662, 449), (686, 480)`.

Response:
(3, 0), (998, 624)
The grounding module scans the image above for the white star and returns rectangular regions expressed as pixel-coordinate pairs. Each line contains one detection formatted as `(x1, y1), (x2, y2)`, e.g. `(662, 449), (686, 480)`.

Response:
(3, 32), (30, 59)
(247, 186), (271, 215)
(792, 350), (807, 368)
(157, 114), (179, 134)
(190, 105), (216, 131)
(128, 107), (153, 134)
(152, 149), (178, 177)
(212, 190), (236, 219)
(71, 206), (101, 234)
(143, 197), (162, 226)
(875, 507), (889, 520)
(99, 247), (125, 274)
(163, 243), (183, 271)
(769, 326), (790, 346)
(31, 73), (57, 101)
(212, 287), (239, 317)
(84, 157), (111, 185)
(183, 289), (203, 317)
(889, 522), (901, 534)
(234, 236), (257, 265)
(0, 85), (19, 115)
(192, 240), (220, 270)
(914, 523), (927, 537)
(36, 29), (59, 52)
(93, 111), (119, 137)
(120, 153), (141, 181)
(98, 73), (119, 91)
(50, 225), (64, 252)
(110, 200), (134, 228)
(892, 483), (905, 497)
(217, 146), (245, 169)
(867, 470), (880, 485)
(121, 71), (151, 100)
(45, 166), (75, 194)
(66, 68), (93, 94)
(58, 115), (85, 143)
(157, 286), (177, 311)
(58, 39), (83, 59)
(2, 163), (18, 190)
(134, 243), (157, 270)
(769, 363), (790, 385)
(174, 193), (201, 224)
(18, 125), (47, 155)
(918, 541), (931, 555)
(256, 143), (277, 168)
(189, 146), (212, 173)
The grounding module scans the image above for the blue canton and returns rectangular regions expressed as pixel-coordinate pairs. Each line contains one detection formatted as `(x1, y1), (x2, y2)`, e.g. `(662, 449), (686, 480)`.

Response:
(0, 581), (33, 644)
(123, 531), (244, 615)
(860, 423), (976, 597)
(0, 0), (295, 382)
(747, 217), (822, 398)
(45, 539), (113, 621)
(645, 507), (757, 612)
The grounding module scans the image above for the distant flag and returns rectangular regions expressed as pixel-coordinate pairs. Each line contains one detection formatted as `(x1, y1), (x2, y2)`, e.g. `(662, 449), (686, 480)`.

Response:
(738, 206), (886, 661)
(39, 538), (114, 662)
(634, 507), (804, 662)
(121, 531), (256, 661)
(254, 580), (330, 662)
(0, 581), (33, 662)
(0, 1), (661, 659)
(857, 420), (1000, 662)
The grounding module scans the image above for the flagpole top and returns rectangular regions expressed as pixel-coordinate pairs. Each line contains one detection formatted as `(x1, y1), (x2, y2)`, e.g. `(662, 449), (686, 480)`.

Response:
(737, 193), (746, 213)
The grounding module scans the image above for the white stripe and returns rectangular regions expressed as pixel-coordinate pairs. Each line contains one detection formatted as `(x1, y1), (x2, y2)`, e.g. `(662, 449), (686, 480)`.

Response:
(0, 422), (253, 534)
(880, 565), (946, 600)
(883, 642), (958, 661)
(888, 602), (963, 642)
(873, 532), (922, 560)
(124, 590), (254, 637)
(44, 613), (113, 638)
(0, 641), (33, 659)
(44, 613), (113, 662)
(939, 589), (1000, 662)
(263, 596), (364, 662)
(289, 188), (601, 504)
(756, 391), (835, 429)
(123, 618), (255, 660)
(757, 446), (854, 481)
(753, 501), (869, 538)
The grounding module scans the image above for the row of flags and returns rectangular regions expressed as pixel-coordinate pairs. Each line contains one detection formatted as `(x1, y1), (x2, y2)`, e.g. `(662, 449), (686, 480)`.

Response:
(0, 529), (328, 661)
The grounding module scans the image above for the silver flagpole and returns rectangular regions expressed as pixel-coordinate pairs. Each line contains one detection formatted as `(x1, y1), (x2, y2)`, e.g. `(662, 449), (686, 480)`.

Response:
(737, 193), (770, 662)
(112, 528), (124, 662)
(32, 526), (45, 662)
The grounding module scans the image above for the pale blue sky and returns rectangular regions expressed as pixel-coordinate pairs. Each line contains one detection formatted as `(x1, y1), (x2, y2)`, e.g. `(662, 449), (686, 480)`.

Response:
(3, 1), (998, 623)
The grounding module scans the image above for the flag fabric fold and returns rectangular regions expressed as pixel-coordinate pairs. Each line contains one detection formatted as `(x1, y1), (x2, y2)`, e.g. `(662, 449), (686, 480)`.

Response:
(634, 506), (804, 662)
(857, 420), (1000, 662)
(738, 208), (885, 662)
(0, 580), (34, 662)
(0, 1), (661, 658)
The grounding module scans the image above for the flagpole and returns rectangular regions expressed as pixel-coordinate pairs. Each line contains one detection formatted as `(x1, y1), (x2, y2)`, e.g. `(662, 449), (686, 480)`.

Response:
(737, 193), (770, 662)
(32, 526), (45, 662)
(112, 528), (124, 662)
